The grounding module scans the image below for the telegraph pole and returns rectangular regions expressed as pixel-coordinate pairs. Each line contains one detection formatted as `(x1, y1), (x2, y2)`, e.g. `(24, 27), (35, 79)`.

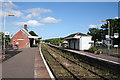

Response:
(108, 21), (110, 55)
(3, 15), (6, 59)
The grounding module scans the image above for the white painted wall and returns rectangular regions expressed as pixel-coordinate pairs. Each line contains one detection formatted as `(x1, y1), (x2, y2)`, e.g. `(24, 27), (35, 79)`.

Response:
(79, 37), (82, 50)
(81, 36), (92, 50)
(67, 36), (92, 50)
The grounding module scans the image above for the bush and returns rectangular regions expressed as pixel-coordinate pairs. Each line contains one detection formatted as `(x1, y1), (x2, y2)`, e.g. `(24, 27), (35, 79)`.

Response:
(96, 50), (101, 54)
(89, 46), (98, 52)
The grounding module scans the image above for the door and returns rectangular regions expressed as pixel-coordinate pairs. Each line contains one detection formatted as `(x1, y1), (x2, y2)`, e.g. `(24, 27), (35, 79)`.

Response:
(74, 41), (76, 49)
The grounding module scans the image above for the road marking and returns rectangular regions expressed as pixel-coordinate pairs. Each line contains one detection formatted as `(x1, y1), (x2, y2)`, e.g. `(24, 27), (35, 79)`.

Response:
(34, 69), (37, 78)
(39, 44), (55, 80)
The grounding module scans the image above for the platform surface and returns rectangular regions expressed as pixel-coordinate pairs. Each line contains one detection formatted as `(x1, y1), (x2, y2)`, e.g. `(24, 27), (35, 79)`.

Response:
(2, 47), (51, 79)
(49, 43), (120, 64)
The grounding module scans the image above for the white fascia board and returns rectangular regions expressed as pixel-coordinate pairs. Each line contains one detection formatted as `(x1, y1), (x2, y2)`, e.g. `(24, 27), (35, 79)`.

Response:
(28, 36), (42, 39)
(82, 35), (92, 37)
(74, 35), (80, 38)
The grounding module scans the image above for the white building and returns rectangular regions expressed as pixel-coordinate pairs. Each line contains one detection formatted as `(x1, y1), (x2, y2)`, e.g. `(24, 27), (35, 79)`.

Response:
(65, 32), (92, 50)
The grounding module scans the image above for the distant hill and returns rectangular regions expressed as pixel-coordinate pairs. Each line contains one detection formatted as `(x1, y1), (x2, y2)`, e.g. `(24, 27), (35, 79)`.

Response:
(44, 38), (64, 46)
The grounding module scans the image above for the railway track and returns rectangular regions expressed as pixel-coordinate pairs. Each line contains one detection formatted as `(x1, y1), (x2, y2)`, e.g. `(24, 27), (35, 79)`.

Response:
(41, 43), (118, 80)
(46, 50), (80, 80)
(41, 44), (79, 80)
(45, 44), (109, 80)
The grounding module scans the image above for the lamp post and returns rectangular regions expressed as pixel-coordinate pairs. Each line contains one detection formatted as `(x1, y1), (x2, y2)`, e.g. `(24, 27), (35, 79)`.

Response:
(101, 20), (110, 55)
(3, 15), (15, 59)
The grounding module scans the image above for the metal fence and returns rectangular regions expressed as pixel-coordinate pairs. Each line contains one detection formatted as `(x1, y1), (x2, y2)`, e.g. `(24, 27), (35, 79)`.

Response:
(98, 47), (120, 58)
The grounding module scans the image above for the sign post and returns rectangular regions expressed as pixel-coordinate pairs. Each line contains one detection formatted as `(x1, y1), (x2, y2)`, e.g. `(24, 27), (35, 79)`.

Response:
(114, 45), (119, 54)
(5, 32), (9, 36)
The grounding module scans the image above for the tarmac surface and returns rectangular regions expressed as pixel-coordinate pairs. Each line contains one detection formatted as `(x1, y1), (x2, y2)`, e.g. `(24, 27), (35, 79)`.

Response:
(2, 47), (50, 79)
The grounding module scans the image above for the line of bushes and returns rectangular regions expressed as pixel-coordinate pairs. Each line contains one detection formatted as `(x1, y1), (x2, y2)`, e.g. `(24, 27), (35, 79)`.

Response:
(89, 46), (101, 54)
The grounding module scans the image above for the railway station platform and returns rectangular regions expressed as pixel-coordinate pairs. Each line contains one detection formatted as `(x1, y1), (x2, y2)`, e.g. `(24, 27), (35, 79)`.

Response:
(48, 43), (120, 74)
(48, 43), (120, 64)
(64, 49), (120, 64)
(2, 47), (51, 79)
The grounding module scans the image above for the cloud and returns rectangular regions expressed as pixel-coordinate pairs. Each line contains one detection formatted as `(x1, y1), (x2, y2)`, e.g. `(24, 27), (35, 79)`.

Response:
(1, 2), (61, 27)
(1, 9), (23, 18)
(0, 0), (3, 2)
(41, 17), (61, 24)
(0, 1), (23, 18)
(13, 20), (45, 27)
(88, 25), (97, 28)
(88, 24), (102, 28)
(2, 1), (17, 9)
(25, 8), (52, 13)
(115, 17), (119, 19)
(23, 8), (52, 19)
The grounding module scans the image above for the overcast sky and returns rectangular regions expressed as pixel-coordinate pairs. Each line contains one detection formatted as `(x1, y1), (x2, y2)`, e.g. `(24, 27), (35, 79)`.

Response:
(0, 1), (119, 39)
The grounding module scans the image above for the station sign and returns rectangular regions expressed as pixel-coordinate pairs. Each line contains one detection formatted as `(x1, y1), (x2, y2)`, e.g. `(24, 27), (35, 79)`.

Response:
(114, 45), (118, 48)
(5, 32), (9, 35)
(105, 35), (109, 39)
(114, 33), (119, 38)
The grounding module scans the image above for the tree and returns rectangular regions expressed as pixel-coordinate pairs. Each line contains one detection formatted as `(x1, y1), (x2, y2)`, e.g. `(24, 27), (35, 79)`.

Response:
(0, 32), (3, 44)
(44, 38), (64, 46)
(29, 31), (38, 36)
(87, 28), (102, 46)
(101, 18), (120, 46)
(87, 18), (120, 47)
(0, 32), (11, 52)
(0, 32), (10, 44)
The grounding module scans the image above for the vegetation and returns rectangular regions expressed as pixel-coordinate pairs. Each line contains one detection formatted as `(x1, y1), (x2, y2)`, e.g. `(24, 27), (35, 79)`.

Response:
(41, 44), (72, 78)
(96, 50), (101, 54)
(89, 46), (98, 52)
(29, 31), (38, 36)
(41, 43), (119, 79)
(0, 32), (10, 45)
(44, 38), (64, 46)
(87, 28), (102, 46)
(0, 32), (3, 44)
(5, 35), (11, 44)
(29, 31), (41, 44)
(87, 18), (120, 47)
(101, 18), (120, 46)
(89, 47), (101, 54)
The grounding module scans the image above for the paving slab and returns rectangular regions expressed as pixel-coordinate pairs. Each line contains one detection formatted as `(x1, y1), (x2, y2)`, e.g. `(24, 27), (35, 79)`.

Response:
(34, 47), (51, 79)
(2, 48), (36, 78)
(2, 47), (51, 79)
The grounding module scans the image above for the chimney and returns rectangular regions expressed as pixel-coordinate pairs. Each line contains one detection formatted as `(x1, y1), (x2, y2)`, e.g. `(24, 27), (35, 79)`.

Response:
(24, 24), (28, 32)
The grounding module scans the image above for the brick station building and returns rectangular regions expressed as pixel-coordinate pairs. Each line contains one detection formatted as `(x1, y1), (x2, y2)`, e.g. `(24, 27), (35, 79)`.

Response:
(11, 24), (41, 48)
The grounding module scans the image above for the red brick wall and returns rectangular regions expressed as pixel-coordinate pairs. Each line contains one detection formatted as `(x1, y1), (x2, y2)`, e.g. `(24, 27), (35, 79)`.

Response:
(11, 30), (30, 48)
